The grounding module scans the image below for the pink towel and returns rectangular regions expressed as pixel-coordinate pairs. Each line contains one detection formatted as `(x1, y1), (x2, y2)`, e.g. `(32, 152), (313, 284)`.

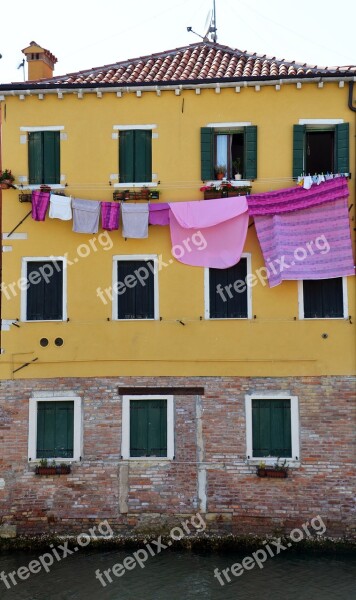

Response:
(254, 197), (355, 287)
(248, 178), (349, 215)
(148, 203), (170, 226)
(168, 197), (249, 268)
(101, 202), (120, 230)
(31, 190), (50, 221)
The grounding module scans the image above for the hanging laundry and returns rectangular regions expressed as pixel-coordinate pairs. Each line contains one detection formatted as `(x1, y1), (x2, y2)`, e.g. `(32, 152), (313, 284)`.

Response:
(168, 197), (249, 269)
(148, 203), (170, 226)
(101, 202), (120, 231)
(72, 198), (101, 234)
(49, 194), (72, 220)
(31, 190), (50, 221)
(303, 175), (313, 190)
(248, 179), (354, 287)
(121, 203), (149, 238)
(248, 178), (349, 215)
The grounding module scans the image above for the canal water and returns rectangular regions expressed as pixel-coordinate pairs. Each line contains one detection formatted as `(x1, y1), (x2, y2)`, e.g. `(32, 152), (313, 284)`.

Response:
(0, 549), (355, 599)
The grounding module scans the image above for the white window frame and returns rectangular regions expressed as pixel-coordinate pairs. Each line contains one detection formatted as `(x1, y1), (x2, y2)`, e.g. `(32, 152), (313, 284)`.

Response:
(298, 278), (348, 320)
(121, 395), (174, 460)
(204, 254), (252, 320)
(245, 394), (300, 467)
(20, 256), (67, 322)
(112, 255), (159, 321)
(28, 392), (82, 463)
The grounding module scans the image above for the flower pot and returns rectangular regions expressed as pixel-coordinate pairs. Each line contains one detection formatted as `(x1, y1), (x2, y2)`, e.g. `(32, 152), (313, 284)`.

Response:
(216, 173), (224, 180)
(56, 465), (71, 474)
(265, 469), (288, 478)
(150, 191), (160, 200)
(35, 466), (58, 476)
(0, 181), (13, 189)
(234, 174), (242, 180)
(257, 468), (267, 477)
(204, 190), (221, 200)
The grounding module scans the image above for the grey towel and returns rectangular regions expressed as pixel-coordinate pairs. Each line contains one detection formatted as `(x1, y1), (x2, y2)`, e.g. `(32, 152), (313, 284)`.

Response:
(121, 203), (149, 238)
(72, 198), (101, 234)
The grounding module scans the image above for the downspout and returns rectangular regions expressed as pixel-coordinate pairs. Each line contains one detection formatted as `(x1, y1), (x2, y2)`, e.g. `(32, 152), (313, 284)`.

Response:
(0, 102), (2, 351)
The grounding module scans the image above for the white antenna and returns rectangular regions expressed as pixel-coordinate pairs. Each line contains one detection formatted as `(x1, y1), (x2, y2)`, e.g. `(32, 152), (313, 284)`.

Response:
(187, 0), (217, 43)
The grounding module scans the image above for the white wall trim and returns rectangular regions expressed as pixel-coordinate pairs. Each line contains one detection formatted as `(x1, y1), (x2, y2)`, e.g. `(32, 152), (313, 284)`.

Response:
(113, 124), (157, 130)
(245, 394), (300, 465)
(298, 277), (348, 320)
(204, 254), (252, 320)
(2, 233), (28, 240)
(298, 119), (343, 125)
(112, 255), (159, 321)
(121, 395), (174, 460)
(28, 395), (82, 462)
(206, 122), (252, 127)
(20, 257), (67, 322)
(20, 126), (65, 132)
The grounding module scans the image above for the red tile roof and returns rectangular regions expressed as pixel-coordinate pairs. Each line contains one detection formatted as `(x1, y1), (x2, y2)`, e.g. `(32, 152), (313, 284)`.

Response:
(37, 42), (355, 87)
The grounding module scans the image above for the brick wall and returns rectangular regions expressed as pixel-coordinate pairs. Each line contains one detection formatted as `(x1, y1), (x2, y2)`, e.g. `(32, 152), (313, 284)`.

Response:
(0, 376), (355, 539)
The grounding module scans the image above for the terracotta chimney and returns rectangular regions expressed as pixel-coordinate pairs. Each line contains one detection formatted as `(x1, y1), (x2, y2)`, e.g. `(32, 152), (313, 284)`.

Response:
(22, 41), (58, 81)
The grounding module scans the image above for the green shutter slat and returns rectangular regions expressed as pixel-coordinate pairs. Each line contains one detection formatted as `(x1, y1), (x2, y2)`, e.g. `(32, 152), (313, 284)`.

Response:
(43, 131), (60, 184)
(119, 130), (135, 183)
(244, 126), (257, 179)
(147, 400), (167, 457)
(293, 124), (306, 179)
(130, 401), (149, 456)
(335, 123), (349, 173)
(135, 130), (152, 183)
(201, 127), (214, 180)
(28, 131), (43, 184)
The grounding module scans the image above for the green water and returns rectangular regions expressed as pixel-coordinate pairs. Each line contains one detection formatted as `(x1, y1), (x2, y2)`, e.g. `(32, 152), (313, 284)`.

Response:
(0, 549), (355, 599)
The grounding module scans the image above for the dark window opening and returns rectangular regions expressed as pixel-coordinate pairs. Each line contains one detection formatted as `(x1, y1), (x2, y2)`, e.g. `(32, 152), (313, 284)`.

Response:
(303, 278), (344, 318)
(26, 260), (63, 321)
(214, 133), (244, 179)
(209, 258), (248, 319)
(116, 260), (155, 319)
(305, 131), (334, 174)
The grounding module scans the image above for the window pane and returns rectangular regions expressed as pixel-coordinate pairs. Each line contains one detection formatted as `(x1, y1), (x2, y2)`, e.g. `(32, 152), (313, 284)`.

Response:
(252, 399), (292, 457)
(209, 259), (248, 318)
(303, 278), (343, 318)
(116, 260), (154, 319)
(37, 401), (74, 459)
(130, 400), (167, 457)
(26, 261), (63, 320)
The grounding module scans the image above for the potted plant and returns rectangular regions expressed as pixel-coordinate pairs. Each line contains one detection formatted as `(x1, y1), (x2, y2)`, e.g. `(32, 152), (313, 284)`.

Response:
(257, 458), (289, 478)
(232, 159), (242, 180)
(200, 183), (220, 200)
(0, 169), (16, 189)
(35, 458), (58, 476)
(57, 463), (71, 475)
(215, 164), (226, 180)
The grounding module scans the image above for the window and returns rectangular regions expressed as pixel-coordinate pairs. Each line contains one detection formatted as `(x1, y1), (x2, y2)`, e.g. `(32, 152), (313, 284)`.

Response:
(204, 256), (252, 319)
(201, 124), (257, 180)
(245, 395), (300, 463)
(121, 395), (174, 459)
(119, 129), (152, 183)
(299, 278), (347, 319)
(28, 394), (82, 462)
(21, 258), (66, 321)
(28, 131), (60, 184)
(112, 255), (159, 320)
(293, 122), (349, 178)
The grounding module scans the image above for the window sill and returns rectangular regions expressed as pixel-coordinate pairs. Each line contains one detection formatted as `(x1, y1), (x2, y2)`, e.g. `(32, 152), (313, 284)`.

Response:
(300, 316), (348, 320)
(113, 318), (159, 322)
(207, 180), (251, 187)
(206, 316), (251, 321)
(114, 182), (156, 188)
(247, 458), (300, 468)
(123, 457), (173, 461)
(18, 184), (65, 191)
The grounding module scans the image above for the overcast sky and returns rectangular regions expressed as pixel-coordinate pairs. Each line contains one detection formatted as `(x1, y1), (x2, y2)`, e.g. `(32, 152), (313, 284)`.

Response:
(0, 0), (355, 83)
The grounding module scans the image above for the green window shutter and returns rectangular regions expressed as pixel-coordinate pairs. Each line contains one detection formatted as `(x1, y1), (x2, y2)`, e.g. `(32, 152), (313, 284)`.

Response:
(43, 131), (60, 184)
(335, 123), (349, 173)
(119, 130), (135, 183)
(37, 401), (74, 459)
(293, 124), (306, 179)
(201, 127), (214, 180)
(28, 131), (43, 184)
(134, 129), (152, 183)
(252, 399), (292, 457)
(244, 126), (257, 179)
(130, 400), (167, 457)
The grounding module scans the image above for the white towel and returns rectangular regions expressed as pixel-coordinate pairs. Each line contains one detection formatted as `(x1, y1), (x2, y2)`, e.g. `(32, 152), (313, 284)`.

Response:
(121, 203), (149, 238)
(49, 194), (72, 220)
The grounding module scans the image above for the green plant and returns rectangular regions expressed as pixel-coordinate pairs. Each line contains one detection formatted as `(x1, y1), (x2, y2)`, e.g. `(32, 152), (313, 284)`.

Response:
(0, 169), (15, 183)
(232, 159), (241, 174)
(215, 164), (227, 175)
(273, 458), (288, 471)
(50, 459), (57, 467)
(258, 461), (266, 469)
(39, 458), (48, 467)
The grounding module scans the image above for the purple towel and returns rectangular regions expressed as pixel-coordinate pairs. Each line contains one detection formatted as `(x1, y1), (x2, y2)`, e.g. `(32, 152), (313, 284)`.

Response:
(254, 197), (355, 287)
(148, 203), (170, 225)
(248, 178), (349, 215)
(101, 202), (120, 230)
(31, 190), (50, 221)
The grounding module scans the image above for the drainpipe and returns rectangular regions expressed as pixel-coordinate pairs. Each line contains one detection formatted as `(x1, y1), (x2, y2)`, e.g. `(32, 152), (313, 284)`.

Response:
(0, 102), (2, 350)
